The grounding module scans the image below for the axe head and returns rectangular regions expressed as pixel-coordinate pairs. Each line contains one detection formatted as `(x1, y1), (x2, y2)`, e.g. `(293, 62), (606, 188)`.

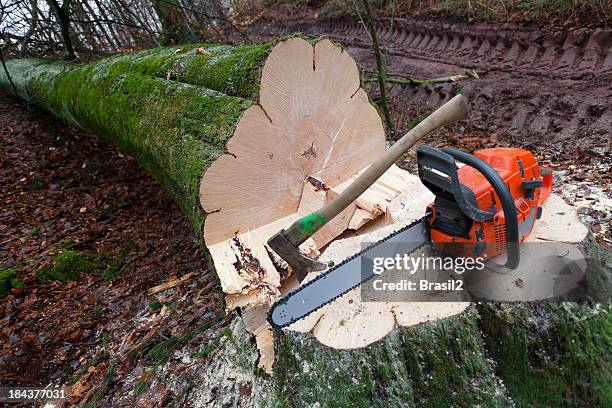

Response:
(267, 230), (327, 282)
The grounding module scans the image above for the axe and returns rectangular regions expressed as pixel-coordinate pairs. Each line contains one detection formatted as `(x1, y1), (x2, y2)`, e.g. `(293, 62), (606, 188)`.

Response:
(268, 94), (469, 281)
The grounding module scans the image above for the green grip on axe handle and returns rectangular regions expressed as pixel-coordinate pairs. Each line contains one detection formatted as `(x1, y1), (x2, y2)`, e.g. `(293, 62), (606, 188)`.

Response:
(282, 94), (469, 247)
(284, 211), (329, 245)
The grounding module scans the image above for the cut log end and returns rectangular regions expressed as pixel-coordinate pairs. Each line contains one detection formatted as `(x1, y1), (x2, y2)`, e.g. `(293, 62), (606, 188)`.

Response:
(199, 37), (392, 305)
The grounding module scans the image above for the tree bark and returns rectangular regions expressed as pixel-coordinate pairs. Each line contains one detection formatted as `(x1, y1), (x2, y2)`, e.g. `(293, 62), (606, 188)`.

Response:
(0, 42), (608, 407)
(0, 43), (276, 237)
(152, 0), (197, 45)
(361, 0), (394, 136)
(45, 0), (77, 60)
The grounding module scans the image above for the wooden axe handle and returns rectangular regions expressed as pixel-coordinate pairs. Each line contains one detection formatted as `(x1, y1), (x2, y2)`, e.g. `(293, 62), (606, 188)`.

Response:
(283, 94), (470, 246)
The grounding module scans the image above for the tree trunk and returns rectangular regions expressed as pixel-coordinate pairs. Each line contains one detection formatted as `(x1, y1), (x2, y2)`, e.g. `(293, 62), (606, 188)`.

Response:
(0, 42), (275, 237)
(152, 0), (197, 45)
(45, 0), (77, 60)
(0, 40), (608, 407)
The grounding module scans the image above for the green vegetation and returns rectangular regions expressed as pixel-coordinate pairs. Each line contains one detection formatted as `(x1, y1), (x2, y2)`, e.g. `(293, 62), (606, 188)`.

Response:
(0, 267), (24, 298)
(148, 299), (164, 313)
(452, 83), (463, 96)
(406, 115), (424, 131)
(133, 370), (153, 396)
(479, 303), (612, 407)
(317, 0), (610, 26)
(35, 240), (135, 283)
(400, 0), (610, 24)
(82, 358), (118, 408)
(36, 250), (104, 282)
(145, 316), (222, 365)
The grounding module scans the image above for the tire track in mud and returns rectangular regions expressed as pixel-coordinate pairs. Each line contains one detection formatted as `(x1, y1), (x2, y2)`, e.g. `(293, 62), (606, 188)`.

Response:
(267, 17), (611, 158)
(300, 18), (612, 77)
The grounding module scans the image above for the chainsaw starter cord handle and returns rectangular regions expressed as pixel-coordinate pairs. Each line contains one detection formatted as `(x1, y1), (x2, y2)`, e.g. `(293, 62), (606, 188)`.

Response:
(442, 147), (521, 270)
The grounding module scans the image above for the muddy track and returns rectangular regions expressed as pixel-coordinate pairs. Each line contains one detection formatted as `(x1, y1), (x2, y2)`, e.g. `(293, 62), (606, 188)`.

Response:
(264, 17), (611, 159)
(297, 17), (612, 77)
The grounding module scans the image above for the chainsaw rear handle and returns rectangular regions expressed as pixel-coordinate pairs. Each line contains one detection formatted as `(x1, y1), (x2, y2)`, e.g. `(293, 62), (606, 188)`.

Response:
(540, 167), (553, 204)
(278, 94), (470, 247)
(418, 146), (520, 270)
(417, 146), (496, 222)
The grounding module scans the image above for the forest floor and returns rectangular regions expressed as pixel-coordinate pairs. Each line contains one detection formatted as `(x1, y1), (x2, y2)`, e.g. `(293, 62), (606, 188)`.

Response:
(0, 94), (229, 407)
(0, 6), (611, 408)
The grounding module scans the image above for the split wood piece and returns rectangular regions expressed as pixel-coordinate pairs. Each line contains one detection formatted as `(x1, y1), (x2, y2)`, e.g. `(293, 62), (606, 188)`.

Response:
(148, 272), (195, 295)
(241, 305), (275, 374)
(286, 192), (587, 350)
(209, 163), (413, 311)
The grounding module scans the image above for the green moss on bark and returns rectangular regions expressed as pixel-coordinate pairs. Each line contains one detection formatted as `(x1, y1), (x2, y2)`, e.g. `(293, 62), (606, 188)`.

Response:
(0, 51), (256, 237)
(71, 43), (274, 101)
(271, 307), (512, 407)
(399, 307), (512, 407)
(273, 330), (412, 407)
(479, 303), (612, 407)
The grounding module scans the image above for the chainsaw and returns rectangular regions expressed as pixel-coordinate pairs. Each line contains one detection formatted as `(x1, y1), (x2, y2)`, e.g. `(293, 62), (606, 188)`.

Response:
(266, 95), (552, 329)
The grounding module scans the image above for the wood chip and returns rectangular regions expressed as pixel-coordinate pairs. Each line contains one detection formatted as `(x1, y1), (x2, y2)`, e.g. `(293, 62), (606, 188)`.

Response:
(148, 272), (195, 295)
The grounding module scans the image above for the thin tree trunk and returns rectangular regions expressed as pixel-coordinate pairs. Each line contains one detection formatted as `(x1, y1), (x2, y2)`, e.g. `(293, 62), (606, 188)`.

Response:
(45, 0), (77, 60)
(19, 0), (39, 56)
(153, 0), (197, 45)
(361, 0), (394, 136)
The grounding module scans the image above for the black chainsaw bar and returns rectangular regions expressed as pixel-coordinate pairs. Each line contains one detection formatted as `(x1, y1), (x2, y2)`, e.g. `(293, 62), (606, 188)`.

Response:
(268, 216), (429, 329)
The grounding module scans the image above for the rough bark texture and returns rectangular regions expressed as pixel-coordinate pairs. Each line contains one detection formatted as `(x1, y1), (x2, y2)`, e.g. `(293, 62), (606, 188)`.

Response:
(1, 45), (609, 407)
(0, 43), (274, 238)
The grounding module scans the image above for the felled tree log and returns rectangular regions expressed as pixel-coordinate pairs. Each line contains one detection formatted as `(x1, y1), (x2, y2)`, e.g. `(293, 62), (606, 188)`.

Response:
(1, 36), (419, 366)
(1, 39), (608, 406)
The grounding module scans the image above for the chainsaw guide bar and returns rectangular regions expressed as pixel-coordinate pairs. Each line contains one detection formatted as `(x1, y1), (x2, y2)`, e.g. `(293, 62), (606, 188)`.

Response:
(268, 216), (429, 329)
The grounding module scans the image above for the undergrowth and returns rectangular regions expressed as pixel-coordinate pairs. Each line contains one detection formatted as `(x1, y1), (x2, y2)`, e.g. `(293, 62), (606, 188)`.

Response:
(36, 250), (104, 282)
(36, 241), (135, 283)
(309, 0), (611, 26)
(0, 267), (24, 298)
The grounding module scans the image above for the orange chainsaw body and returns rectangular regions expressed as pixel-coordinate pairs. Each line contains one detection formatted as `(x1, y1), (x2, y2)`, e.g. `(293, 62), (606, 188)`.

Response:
(426, 148), (552, 259)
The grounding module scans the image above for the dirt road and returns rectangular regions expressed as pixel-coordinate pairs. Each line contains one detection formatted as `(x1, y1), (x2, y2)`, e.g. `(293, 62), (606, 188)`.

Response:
(258, 17), (611, 177)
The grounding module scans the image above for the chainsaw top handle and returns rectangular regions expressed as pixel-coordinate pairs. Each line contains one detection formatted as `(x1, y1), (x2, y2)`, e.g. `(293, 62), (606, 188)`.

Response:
(417, 146), (520, 270)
